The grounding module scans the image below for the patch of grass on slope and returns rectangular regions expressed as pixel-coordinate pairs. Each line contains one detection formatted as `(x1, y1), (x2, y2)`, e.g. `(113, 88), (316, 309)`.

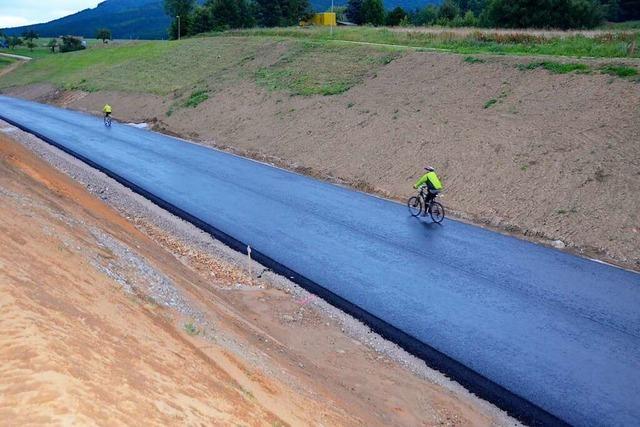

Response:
(600, 64), (638, 77)
(255, 41), (399, 96)
(184, 89), (209, 107)
(517, 60), (638, 78)
(518, 61), (590, 74)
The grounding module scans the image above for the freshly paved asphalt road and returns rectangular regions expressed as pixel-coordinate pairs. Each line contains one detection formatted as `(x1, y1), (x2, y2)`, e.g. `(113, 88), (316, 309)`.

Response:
(1, 95), (639, 426)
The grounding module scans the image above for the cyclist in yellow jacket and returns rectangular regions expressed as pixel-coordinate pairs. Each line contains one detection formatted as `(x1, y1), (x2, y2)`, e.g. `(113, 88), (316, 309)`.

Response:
(414, 166), (443, 206)
(102, 104), (112, 118)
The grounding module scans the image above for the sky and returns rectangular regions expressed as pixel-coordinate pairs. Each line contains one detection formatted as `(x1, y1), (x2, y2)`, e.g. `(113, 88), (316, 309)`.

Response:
(0, 0), (100, 28)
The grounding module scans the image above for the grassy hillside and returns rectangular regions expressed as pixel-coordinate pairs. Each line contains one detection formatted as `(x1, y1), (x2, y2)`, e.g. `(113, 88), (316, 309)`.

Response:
(0, 37), (400, 98)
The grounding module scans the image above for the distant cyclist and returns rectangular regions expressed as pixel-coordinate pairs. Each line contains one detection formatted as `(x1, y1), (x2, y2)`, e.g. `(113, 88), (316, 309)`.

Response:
(414, 166), (443, 205)
(102, 103), (112, 119)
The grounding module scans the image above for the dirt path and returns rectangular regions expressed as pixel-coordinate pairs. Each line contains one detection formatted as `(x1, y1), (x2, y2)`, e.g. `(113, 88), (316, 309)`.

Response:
(0, 59), (26, 79)
(0, 132), (515, 425)
(0, 53), (32, 61)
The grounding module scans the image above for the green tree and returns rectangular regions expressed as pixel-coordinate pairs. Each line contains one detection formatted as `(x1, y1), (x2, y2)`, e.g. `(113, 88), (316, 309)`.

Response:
(21, 29), (39, 51)
(190, 5), (214, 34)
(333, 5), (347, 21)
(485, 0), (602, 29)
(412, 4), (438, 25)
(237, 0), (256, 28)
(386, 6), (408, 26)
(346, 0), (364, 24)
(60, 36), (85, 53)
(601, 0), (621, 21)
(96, 28), (112, 43)
(207, 0), (254, 29)
(47, 38), (58, 53)
(438, 0), (460, 22)
(461, 9), (478, 26)
(164, 0), (196, 38)
(255, 0), (311, 27)
(455, 0), (487, 15)
(361, 0), (385, 25)
(8, 36), (23, 50)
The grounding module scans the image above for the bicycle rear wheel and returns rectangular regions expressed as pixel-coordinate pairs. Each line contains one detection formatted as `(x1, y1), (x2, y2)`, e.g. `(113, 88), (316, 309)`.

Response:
(429, 201), (445, 223)
(407, 196), (422, 217)
(104, 116), (112, 127)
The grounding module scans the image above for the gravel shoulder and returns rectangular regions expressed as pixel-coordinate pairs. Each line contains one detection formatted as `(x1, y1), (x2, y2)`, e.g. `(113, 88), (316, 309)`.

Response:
(0, 123), (518, 425)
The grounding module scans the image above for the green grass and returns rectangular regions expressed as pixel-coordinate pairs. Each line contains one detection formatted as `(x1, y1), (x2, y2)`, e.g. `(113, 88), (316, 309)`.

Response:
(519, 61), (590, 74)
(0, 37), (399, 99)
(464, 56), (485, 63)
(229, 26), (640, 58)
(517, 60), (638, 77)
(484, 98), (498, 108)
(184, 89), (209, 107)
(183, 322), (199, 336)
(600, 64), (638, 77)
(0, 56), (15, 69)
(254, 41), (399, 96)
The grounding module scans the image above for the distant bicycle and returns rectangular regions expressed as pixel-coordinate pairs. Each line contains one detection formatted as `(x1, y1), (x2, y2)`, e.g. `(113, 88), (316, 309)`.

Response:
(104, 114), (112, 127)
(407, 186), (445, 223)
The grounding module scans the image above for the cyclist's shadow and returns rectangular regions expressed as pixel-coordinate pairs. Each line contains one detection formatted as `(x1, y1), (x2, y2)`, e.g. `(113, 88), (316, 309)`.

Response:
(409, 215), (443, 232)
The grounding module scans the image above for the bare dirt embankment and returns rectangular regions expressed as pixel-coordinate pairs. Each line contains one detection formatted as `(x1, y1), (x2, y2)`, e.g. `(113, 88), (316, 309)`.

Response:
(6, 48), (638, 270)
(0, 132), (514, 425)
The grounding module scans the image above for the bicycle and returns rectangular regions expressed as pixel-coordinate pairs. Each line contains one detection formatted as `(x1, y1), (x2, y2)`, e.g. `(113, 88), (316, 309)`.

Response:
(407, 186), (445, 223)
(104, 114), (112, 127)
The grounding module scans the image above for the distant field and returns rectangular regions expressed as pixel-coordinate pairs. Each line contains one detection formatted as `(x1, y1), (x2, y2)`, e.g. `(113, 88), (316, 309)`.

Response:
(0, 38), (112, 60)
(0, 37), (399, 98)
(230, 26), (640, 59)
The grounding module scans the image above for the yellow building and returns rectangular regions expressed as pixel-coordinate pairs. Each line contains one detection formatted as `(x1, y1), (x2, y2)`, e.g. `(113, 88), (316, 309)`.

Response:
(304, 12), (337, 27)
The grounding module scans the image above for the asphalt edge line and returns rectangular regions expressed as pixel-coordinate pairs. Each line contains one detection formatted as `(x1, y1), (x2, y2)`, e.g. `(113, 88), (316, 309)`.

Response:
(0, 113), (569, 427)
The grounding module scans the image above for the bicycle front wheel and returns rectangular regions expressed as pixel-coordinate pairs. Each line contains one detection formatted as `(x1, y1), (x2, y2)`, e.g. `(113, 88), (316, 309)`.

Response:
(407, 196), (422, 217)
(429, 201), (445, 224)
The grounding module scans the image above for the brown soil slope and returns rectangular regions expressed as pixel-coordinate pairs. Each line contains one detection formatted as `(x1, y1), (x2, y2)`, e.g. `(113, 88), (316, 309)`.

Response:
(6, 50), (639, 269)
(0, 134), (509, 425)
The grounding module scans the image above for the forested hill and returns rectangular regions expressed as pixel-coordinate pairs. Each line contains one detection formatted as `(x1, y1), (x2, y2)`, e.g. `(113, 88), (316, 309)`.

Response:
(2, 0), (172, 40)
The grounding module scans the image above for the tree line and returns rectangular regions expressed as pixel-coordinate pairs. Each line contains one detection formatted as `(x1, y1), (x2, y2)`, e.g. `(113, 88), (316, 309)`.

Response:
(347, 0), (638, 29)
(0, 29), (112, 53)
(164, 0), (313, 38)
(164, 0), (637, 37)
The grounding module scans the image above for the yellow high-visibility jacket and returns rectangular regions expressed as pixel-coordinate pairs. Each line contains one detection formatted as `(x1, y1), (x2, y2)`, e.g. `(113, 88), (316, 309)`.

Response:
(414, 171), (443, 190)
(103, 104), (112, 113)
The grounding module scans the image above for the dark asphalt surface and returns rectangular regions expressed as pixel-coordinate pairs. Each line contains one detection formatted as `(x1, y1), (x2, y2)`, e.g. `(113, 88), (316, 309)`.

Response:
(1, 95), (639, 426)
